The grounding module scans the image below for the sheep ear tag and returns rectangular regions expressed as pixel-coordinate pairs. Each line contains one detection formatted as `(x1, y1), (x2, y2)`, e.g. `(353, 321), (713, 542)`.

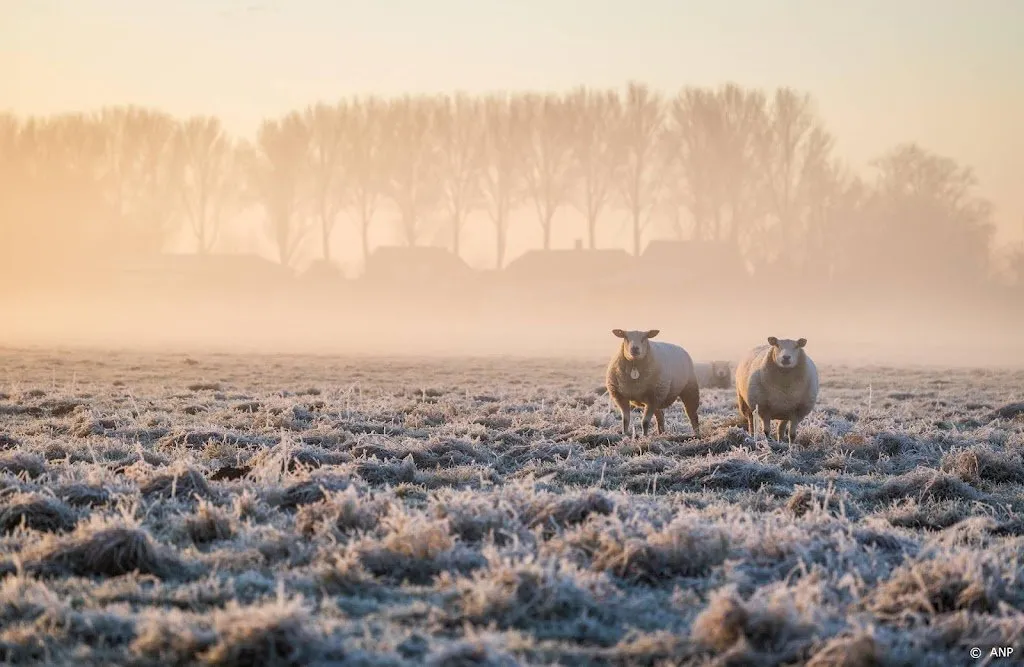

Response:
(630, 368), (640, 380)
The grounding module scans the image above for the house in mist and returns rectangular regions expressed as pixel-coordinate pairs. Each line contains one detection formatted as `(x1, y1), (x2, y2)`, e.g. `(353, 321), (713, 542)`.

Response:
(502, 240), (632, 289)
(298, 259), (350, 296)
(641, 240), (748, 279)
(110, 252), (295, 298)
(642, 239), (748, 288)
(593, 239), (751, 303)
(361, 245), (475, 286)
(491, 240), (633, 316)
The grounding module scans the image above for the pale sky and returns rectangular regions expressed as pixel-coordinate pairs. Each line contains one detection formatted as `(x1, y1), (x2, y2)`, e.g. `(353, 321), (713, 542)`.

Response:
(4, 0), (1023, 247)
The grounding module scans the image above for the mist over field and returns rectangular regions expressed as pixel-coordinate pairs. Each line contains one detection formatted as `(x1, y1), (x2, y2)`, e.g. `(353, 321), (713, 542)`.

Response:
(2, 284), (1023, 370)
(3, 2), (1024, 665)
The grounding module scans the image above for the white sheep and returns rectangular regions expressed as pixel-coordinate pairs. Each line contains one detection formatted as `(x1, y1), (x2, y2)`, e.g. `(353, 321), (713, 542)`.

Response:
(605, 329), (701, 438)
(694, 360), (732, 389)
(734, 336), (819, 443)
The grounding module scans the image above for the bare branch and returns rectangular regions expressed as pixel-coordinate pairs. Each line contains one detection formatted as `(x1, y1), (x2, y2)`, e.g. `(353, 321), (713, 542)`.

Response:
(520, 92), (576, 250)
(478, 94), (527, 268)
(304, 101), (349, 262)
(433, 93), (486, 257)
(615, 81), (664, 256)
(381, 95), (441, 247)
(346, 96), (388, 263)
(177, 115), (240, 254)
(98, 106), (183, 254)
(566, 87), (622, 249)
(243, 111), (312, 267)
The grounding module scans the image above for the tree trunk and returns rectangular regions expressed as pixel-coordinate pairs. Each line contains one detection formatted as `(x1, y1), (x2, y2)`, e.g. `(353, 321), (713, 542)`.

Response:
(197, 212), (209, 254)
(360, 217), (371, 265)
(277, 224), (289, 266)
(632, 207), (642, 256)
(198, 187), (209, 254)
(404, 215), (416, 246)
(452, 212), (461, 258)
(728, 199), (742, 247)
(587, 212), (598, 249)
(495, 218), (507, 269)
(321, 216), (331, 262)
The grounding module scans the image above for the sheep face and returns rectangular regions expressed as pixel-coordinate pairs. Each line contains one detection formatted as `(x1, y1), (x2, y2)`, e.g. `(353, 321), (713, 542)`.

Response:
(612, 329), (659, 362)
(767, 337), (807, 369)
(713, 362), (730, 383)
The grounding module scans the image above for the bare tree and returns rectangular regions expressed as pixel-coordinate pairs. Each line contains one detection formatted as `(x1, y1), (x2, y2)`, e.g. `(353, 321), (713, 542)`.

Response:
(0, 113), (22, 184)
(433, 93), (485, 258)
(615, 82), (665, 256)
(664, 84), (766, 246)
(99, 105), (183, 253)
(0, 114), (29, 270)
(304, 101), (349, 261)
(33, 114), (109, 235)
(755, 88), (834, 267)
(857, 143), (994, 288)
(479, 94), (526, 268)
(243, 111), (311, 267)
(177, 115), (240, 254)
(798, 157), (862, 280)
(519, 93), (576, 250)
(716, 85), (769, 248)
(381, 95), (440, 246)
(346, 96), (387, 264)
(1009, 220), (1024, 287)
(664, 87), (716, 242)
(0, 113), (112, 284)
(566, 87), (622, 249)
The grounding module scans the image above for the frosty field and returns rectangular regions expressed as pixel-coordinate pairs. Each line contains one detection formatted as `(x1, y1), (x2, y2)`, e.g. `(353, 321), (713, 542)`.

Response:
(1, 346), (1023, 666)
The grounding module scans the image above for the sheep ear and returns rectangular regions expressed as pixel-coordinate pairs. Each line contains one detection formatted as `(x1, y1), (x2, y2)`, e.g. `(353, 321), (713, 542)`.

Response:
(797, 338), (807, 348)
(767, 336), (778, 346)
(645, 330), (659, 339)
(612, 329), (626, 338)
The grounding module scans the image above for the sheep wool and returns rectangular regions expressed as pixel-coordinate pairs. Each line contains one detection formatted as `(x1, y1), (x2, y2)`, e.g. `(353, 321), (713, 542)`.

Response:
(734, 336), (819, 443)
(605, 329), (701, 438)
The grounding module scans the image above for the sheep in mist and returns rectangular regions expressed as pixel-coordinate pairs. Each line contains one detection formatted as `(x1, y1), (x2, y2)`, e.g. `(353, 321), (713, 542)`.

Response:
(735, 336), (819, 443)
(605, 329), (701, 438)
(694, 361), (732, 389)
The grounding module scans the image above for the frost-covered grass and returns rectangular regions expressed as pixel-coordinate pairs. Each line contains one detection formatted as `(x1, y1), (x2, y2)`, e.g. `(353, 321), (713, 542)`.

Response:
(0, 347), (1023, 666)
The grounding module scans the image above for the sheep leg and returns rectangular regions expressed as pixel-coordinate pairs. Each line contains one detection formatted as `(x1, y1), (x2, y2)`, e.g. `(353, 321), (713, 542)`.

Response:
(738, 395), (752, 432)
(640, 403), (656, 437)
(610, 392), (632, 435)
(758, 407), (772, 440)
(680, 382), (701, 438)
(654, 409), (666, 434)
(777, 419), (791, 443)
(786, 418), (802, 442)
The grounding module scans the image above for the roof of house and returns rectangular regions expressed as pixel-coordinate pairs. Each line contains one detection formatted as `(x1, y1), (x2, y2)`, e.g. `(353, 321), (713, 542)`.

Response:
(115, 252), (294, 277)
(504, 247), (633, 279)
(363, 245), (473, 282)
(641, 239), (748, 273)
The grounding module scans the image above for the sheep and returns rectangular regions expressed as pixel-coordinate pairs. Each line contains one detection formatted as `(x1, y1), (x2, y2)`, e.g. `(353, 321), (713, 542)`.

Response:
(605, 329), (701, 438)
(734, 336), (819, 443)
(694, 361), (732, 389)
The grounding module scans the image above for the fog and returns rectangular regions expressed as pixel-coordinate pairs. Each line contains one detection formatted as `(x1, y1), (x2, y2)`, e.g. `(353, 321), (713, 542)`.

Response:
(2, 68), (1022, 371)
(1, 259), (1021, 370)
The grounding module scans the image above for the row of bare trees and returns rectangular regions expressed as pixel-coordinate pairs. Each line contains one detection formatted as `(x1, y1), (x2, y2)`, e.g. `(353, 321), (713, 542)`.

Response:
(0, 82), (1016, 288)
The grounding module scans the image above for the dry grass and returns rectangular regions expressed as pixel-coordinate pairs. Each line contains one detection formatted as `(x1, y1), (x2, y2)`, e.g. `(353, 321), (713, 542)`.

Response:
(0, 346), (1023, 665)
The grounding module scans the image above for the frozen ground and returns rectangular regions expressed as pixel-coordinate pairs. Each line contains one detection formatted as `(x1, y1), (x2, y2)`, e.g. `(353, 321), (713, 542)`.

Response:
(0, 347), (1023, 666)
